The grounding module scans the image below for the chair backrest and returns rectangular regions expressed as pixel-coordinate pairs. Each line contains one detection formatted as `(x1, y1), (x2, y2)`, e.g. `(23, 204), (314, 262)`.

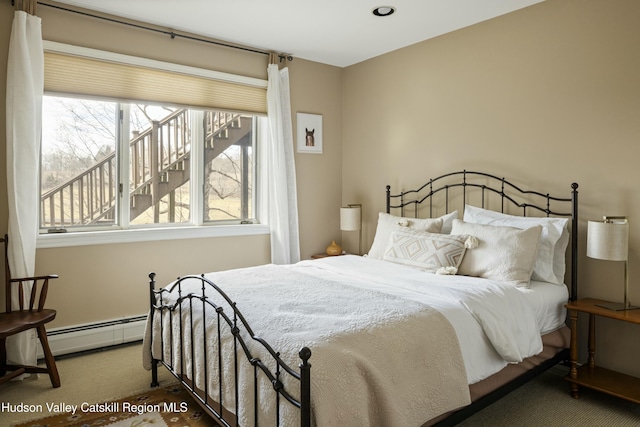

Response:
(1, 234), (56, 314)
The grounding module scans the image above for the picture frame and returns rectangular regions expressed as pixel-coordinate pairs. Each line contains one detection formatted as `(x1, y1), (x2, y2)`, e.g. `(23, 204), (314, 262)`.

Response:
(296, 112), (323, 154)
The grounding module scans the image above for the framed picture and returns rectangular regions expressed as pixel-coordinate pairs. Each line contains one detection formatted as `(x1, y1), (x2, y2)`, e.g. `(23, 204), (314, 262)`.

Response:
(296, 112), (323, 154)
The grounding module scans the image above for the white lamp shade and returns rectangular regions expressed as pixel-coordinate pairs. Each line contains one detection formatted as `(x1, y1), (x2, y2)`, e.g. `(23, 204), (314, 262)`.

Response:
(587, 219), (628, 261)
(340, 206), (361, 231)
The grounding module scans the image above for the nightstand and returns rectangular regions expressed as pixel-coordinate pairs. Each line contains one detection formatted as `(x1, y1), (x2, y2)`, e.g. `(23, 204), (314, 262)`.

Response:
(310, 253), (344, 259)
(564, 298), (640, 403)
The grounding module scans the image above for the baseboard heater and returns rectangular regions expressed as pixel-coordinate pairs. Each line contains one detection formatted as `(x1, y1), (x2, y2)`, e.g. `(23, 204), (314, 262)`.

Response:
(36, 315), (148, 359)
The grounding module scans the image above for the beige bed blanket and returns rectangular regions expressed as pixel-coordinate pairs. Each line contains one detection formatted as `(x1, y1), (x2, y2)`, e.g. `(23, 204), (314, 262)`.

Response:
(143, 263), (470, 426)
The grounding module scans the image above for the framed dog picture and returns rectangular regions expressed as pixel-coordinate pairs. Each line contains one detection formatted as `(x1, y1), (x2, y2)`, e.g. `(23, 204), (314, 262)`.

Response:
(296, 113), (323, 154)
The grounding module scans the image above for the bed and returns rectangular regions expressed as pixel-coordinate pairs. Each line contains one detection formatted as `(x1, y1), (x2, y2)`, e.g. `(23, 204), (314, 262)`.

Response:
(143, 170), (579, 427)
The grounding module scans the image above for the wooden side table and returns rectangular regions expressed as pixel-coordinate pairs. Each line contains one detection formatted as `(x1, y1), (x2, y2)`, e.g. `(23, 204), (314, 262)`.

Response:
(310, 253), (344, 259)
(565, 298), (640, 403)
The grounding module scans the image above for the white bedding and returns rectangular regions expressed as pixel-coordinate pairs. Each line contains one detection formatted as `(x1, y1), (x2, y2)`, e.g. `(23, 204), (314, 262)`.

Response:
(144, 255), (567, 425)
(303, 255), (568, 384)
(520, 279), (569, 335)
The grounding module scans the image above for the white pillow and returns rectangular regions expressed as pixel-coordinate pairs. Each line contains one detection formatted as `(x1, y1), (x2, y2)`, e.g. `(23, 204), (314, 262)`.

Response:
(367, 213), (443, 259)
(383, 228), (475, 273)
(463, 205), (569, 285)
(451, 219), (542, 287)
(440, 210), (459, 234)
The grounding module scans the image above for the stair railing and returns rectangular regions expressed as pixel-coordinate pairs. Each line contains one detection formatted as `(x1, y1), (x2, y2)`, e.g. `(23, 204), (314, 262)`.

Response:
(40, 109), (243, 229)
(130, 109), (190, 195)
(40, 154), (116, 229)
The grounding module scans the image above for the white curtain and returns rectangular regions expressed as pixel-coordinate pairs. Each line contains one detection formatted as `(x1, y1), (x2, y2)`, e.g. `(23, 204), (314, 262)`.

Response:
(5, 10), (44, 367)
(258, 64), (300, 264)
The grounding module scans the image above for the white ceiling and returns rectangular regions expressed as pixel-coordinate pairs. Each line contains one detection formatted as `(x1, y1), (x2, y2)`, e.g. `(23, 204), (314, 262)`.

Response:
(53, 0), (544, 68)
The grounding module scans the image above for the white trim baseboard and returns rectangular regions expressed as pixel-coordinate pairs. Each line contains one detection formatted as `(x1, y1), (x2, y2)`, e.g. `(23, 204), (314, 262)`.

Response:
(37, 315), (147, 358)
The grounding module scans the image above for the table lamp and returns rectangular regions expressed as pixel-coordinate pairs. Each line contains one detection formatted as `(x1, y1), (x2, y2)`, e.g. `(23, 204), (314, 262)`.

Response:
(340, 204), (362, 255)
(587, 216), (638, 310)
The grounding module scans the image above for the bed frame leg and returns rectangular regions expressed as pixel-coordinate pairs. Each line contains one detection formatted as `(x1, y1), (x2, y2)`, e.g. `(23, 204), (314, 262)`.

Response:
(148, 272), (160, 388)
(150, 359), (159, 387)
(299, 347), (312, 427)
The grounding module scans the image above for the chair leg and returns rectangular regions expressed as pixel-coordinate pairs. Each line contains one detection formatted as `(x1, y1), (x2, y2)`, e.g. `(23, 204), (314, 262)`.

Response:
(0, 338), (6, 377)
(36, 326), (60, 388)
(0, 366), (26, 385)
(0, 338), (26, 386)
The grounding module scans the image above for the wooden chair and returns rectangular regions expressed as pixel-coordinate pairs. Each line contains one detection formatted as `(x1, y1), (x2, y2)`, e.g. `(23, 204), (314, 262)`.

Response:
(0, 234), (60, 387)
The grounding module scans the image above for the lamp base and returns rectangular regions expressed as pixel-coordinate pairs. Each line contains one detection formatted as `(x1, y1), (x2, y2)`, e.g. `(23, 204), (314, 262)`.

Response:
(595, 302), (640, 311)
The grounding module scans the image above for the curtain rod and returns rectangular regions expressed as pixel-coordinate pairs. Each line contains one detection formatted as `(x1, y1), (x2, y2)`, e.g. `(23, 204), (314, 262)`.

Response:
(13, 1), (294, 62)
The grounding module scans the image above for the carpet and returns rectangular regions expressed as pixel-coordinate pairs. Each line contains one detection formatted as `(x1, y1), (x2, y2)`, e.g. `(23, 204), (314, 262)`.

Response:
(12, 384), (219, 427)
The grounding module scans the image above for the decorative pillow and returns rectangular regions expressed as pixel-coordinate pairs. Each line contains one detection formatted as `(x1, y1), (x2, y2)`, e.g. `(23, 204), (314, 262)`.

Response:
(383, 228), (477, 273)
(451, 219), (542, 287)
(367, 213), (443, 259)
(463, 205), (569, 285)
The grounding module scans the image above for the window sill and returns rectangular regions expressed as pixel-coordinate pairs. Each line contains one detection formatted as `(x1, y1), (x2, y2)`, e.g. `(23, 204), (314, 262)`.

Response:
(36, 224), (270, 249)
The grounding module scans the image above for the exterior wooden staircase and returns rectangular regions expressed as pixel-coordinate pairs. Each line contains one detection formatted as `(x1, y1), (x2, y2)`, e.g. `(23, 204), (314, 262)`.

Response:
(40, 109), (252, 228)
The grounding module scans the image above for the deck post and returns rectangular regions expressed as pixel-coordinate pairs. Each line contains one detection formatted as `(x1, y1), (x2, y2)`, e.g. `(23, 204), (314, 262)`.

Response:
(151, 121), (160, 223)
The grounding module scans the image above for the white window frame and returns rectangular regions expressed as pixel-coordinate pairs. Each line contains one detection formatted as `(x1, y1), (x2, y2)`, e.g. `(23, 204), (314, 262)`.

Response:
(37, 42), (269, 249)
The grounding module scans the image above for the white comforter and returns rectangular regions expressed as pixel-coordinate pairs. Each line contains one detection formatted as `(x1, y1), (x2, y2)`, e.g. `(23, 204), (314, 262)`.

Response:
(143, 255), (546, 426)
(305, 256), (547, 381)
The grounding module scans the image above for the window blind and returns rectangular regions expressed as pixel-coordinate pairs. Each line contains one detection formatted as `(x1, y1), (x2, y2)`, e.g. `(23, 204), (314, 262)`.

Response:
(43, 44), (267, 114)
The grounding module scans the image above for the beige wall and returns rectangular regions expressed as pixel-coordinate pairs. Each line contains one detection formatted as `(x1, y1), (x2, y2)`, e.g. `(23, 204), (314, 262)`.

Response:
(343, 0), (640, 376)
(0, 2), (343, 327)
(288, 59), (344, 257)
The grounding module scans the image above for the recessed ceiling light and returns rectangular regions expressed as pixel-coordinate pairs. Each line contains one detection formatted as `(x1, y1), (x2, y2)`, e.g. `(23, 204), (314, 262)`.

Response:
(372, 6), (396, 17)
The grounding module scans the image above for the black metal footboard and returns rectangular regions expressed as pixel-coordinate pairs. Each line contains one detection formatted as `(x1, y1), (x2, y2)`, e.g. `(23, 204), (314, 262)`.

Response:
(147, 272), (312, 427)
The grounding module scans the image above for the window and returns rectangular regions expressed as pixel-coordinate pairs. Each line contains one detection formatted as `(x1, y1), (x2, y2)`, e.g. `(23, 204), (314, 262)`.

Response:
(38, 41), (268, 241)
(41, 96), (258, 232)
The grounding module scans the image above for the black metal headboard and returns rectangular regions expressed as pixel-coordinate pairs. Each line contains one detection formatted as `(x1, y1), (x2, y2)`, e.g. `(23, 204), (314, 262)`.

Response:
(385, 170), (579, 301)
